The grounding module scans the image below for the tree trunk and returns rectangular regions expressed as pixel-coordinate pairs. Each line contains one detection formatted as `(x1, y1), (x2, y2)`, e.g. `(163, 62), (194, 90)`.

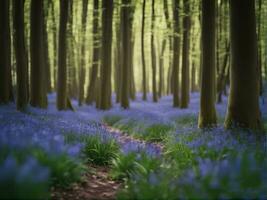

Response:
(57, 0), (69, 110)
(141, 0), (147, 100)
(198, 0), (217, 128)
(99, 0), (113, 110)
(86, 0), (100, 105)
(0, 0), (12, 104)
(30, 0), (47, 108)
(151, 0), (157, 102)
(13, 0), (28, 111)
(225, 0), (262, 130)
(78, 0), (89, 106)
(172, 0), (180, 107)
(180, 0), (191, 108)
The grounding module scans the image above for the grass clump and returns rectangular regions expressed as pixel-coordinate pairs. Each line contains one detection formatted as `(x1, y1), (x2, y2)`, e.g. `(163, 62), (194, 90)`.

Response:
(140, 124), (173, 142)
(82, 136), (120, 166)
(111, 152), (160, 180)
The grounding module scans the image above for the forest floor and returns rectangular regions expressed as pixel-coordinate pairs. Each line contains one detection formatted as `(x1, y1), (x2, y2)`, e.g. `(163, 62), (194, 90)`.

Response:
(0, 89), (267, 199)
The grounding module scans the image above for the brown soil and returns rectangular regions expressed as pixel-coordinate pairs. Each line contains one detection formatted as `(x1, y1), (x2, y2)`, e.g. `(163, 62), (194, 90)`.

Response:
(51, 165), (122, 200)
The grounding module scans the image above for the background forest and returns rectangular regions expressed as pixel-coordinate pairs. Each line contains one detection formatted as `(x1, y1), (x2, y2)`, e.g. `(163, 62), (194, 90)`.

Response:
(0, 0), (267, 199)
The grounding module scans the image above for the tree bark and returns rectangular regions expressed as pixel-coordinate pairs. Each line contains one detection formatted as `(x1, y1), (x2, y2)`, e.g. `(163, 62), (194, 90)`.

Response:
(141, 0), (147, 101)
(181, 0), (191, 108)
(225, 0), (262, 130)
(0, 0), (12, 104)
(99, 0), (113, 110)
(86, 0), (100, 105)
(172, 0), (180, 107)
(151, 0), (157, 102)
(57, 0), (69, 110)
(30, 0), (47, 108)
(198, 0), (217, 128)
(13, 0), (28, 111)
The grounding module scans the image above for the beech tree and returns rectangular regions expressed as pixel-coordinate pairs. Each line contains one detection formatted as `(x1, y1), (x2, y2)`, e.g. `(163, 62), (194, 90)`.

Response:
(198, 0), (217, 128)
(30, 0), (47, 108)
(172, 0), (181, 107)
(57, 0), (69, 110)
(225, 0), (262, 130)
(0, 0), (12, 104)
(151, 0), (157, 103)
(99, 0), (113, 110)
(13, 0), (28, 111)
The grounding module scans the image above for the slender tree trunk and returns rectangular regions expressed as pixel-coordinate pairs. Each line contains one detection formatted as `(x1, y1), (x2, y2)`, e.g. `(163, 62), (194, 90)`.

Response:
(120, 0), (131, 109)
(159, 39), (166, 98)
(181, 0), (191, 108)
(99, 0), (113, 110)
(50, 0), (57, 91)
(151, 0), (157, 102)
(86, 0), (100, 105)
(172, 0), (180, 107)
(57, 0), (69, 110)
(0, 0), (12, 104)
(198, 0), (217, 128)
(163, 0), (173, 95)
(13, 0), (28, 111)
(30, 0), (47, 108)
(141, 0), (147, 100)
(216, 42), (229, 103)
(257, 0), (263, 96)
(225, 0), (262, 130)
(43, 2), (52, 94)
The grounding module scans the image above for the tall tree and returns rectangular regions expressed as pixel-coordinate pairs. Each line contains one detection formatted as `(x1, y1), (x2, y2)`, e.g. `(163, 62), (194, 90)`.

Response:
(198, 0), (217, 128)
(99, 0), (113, 110)
(120, 0), (131, 109)
(78, 0), (89, 106)
(172, 0), (181, 107)
(57, 0), (69, 110)
(151, 0), (157, 102)
(0, 0), (12, 104)
(30, 0), (47, 108)
(13, 0), (28, 111)
(86, 0), (100, 105)
(180, 0), (191, 108)
(43, 1), (52, 93)
(225, 0), (262, 130)
(141, 0), (147, 100)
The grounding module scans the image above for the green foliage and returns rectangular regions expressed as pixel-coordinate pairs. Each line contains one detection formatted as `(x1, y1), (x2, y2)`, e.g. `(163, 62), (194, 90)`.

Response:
(82, 136), (120, 166)
(111, 152), (160, 180)
(33, 150), (86, 187)
(102, 114), (123, 126)
(115, 119), (140, 135)
(175, 114), (197, 127)
(141, 124), (173, 142)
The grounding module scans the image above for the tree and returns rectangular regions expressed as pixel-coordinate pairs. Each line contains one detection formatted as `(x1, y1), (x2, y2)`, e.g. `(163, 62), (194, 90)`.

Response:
(225, 0), (262, 130)
(120, 0), (132, 109)
(99, 0), (113, 110)
(0, 0), (12, 104)
(181, 0), (191, 108)
(86, 0), (100, 105)
(151, 0), (157, 102)
(198, 0), (217, 128)
(30, 0), (47, 108)
(78, 0), (89, 106)
(172, 0), (181, 107)
(141, 0), (147, 100)
(57, 0), (69, 110)
(13, 0), (28, 111)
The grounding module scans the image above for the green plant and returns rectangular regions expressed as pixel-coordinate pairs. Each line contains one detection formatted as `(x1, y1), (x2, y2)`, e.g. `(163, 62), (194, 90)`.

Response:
(33, 150), (86, 187)
(83, 136), (119, 166)
(175, 115), (197, 127)
(111, 152), (161, 180)
(141, 124), (173, 142)
(102, 115), (123, 126)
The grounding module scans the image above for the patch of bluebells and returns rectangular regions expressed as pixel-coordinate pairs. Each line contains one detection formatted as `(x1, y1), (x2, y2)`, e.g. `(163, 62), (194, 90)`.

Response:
(177, 153), (267, 199)
(121, 141), (161, 157)
(0, 155), (50, 199)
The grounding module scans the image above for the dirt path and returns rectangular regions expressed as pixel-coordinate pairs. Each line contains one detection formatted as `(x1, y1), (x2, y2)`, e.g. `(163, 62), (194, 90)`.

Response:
(51, 165), (121, 200)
